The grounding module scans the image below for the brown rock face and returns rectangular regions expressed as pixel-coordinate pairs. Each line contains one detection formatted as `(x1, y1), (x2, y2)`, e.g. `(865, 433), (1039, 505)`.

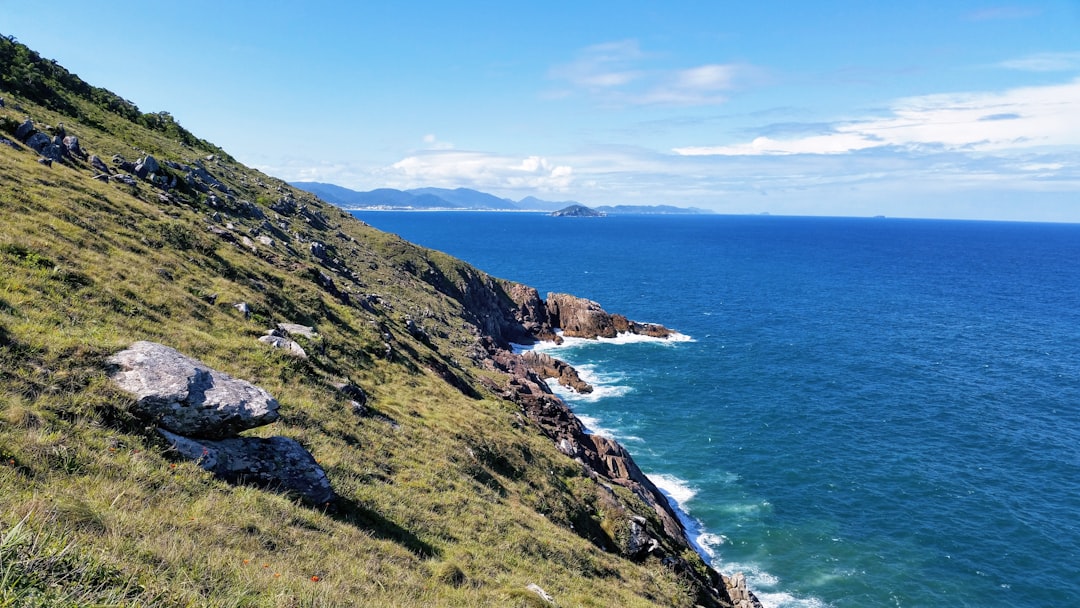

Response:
(519, 350), (592, 393)
(507, 283), (560, 342)
(545, 293), (673, 339)
(546, 293), (618, 338)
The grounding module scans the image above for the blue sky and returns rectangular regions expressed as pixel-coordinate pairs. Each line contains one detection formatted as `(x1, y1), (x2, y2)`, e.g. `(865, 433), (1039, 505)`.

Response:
(5, 1), (1080, 221)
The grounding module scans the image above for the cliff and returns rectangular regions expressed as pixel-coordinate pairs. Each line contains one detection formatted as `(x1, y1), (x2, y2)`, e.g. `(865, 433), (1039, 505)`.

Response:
(0, 36), (758, 607)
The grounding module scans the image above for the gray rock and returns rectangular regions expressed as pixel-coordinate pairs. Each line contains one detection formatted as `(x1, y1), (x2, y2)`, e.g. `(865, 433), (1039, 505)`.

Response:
(89, 155), (109, 174)
(626, 516), (659, 557)
(113, 174), (137, 186)
(257, 235), (274, 247)
(236, 200), (265, 219)
(258, 335), (308, 358)
(140, 155), (160, 174)
(134, 163), (149, 179)
(277, 323), (317, 339)
(107, 341), (280, 438)
(234, 301), (251, 319)
(25, 132), (51, 153)
(525, 583), (555, 604)
(15, 119), (34, 141)
(270, 197), (297, 215)
(310, 241), (326, 259)
(159, 429), (336, 505)
(41, 143), (65, 163)
(62, 135), (81, 155)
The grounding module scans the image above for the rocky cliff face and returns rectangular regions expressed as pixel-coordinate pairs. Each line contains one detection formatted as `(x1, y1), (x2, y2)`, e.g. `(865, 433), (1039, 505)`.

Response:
(547, 292), (674, 339)
(438, 279), (756, 607)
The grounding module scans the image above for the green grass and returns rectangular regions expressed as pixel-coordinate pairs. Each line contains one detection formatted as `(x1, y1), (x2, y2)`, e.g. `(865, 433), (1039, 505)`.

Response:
(0, 36), (721, 607)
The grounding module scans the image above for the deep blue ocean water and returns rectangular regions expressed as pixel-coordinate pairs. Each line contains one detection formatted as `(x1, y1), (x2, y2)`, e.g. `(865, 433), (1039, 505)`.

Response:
(353, 211), (1080, 608)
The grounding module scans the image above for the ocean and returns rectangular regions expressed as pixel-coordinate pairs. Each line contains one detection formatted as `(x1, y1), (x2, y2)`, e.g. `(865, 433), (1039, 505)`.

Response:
(352, 211), (1080, 608)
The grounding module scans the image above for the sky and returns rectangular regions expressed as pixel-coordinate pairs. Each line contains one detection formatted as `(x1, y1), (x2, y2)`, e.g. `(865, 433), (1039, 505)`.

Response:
(4, 1), (1080, 221)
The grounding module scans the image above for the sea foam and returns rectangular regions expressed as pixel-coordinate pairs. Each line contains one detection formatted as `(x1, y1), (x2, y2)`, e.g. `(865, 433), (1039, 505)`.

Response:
(512, 329), (694, 354)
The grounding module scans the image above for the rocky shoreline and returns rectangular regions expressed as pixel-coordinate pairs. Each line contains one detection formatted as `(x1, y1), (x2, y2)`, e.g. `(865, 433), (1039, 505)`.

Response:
(461, 282), (763, 608)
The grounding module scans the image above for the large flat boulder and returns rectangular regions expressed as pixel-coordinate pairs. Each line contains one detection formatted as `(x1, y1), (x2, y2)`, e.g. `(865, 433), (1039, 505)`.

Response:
(160, 430), (336, 506)
(108, 341), (279, 438)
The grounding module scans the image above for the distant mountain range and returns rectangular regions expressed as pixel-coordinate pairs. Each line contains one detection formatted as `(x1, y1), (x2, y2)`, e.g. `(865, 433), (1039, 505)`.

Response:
(290, 182), (711, 214)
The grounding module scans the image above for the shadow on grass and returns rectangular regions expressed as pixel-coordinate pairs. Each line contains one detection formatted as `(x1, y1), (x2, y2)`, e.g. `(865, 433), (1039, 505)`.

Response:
(327, 496), (439, 558)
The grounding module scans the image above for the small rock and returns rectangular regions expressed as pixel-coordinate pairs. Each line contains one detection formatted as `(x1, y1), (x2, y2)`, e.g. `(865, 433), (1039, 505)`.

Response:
(525, 583), (555, 604)
(41, 143), (65, 163)
(234, 302), (251, 319)
(62, 135), (81, 155)
(258, 335), (308, 358)
(310, 241), (326, 259)
(25, 132), (51, 152)
(277, 323), (317, 339)
(15, 119), (34, 141)
(89, 155), (109, 173)
(140, 155), (160, 174)
(335, 382), (368, 408)
(236, 200), (265, 219)
(257, 235), (273, 247)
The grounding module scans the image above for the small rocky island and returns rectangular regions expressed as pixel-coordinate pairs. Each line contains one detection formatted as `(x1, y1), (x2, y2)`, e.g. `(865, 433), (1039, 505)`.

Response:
(551, 204), (605, 217)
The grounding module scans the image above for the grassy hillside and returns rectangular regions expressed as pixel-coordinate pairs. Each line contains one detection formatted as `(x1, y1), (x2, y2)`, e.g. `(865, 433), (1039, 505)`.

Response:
(0, 36), (728, 607)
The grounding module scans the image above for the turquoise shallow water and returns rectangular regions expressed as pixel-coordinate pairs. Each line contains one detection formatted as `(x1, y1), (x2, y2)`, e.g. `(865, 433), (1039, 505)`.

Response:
(353, 211), (1080, 608)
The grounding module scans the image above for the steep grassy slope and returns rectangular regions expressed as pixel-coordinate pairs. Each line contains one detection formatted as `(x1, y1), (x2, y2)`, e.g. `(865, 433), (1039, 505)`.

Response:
(0, 37), (730, 607)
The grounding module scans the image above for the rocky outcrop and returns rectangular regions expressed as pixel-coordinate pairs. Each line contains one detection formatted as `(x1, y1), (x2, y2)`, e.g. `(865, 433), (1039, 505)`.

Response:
(108, 341), (335, 505)
(506, 283), (560, 342)
(519, 350), (592, 393)
(107, 341), (279, 438)
(546, 293), (673, 339)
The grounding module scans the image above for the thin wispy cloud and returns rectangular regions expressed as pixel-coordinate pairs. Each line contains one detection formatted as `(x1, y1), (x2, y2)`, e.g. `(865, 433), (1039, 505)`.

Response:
(999, 52), (1080, 72)
(674, 78), (1080, 156)
(548, 40), (756, 107)
(965, 6), (1042, 21)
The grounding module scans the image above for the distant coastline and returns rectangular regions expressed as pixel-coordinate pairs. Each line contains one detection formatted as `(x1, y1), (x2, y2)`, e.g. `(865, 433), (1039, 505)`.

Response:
(290, 181), (712, 215)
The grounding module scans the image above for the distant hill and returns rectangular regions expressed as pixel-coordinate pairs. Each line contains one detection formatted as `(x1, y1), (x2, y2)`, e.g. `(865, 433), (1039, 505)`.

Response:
(293, 183), (711, 214)
(551, 204), (605, 217)
(290, 183), (518, 210)
(517, 195), (584, 212)
(407, 187), (517, 210)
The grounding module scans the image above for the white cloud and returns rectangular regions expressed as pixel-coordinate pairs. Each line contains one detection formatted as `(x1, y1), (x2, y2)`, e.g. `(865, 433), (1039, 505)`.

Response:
(422, 133), (455, 150)
(548, 40), (754, 107)
(387, 150), (574, 192)
(999, 52), (1080, 72)
(675, 78), (1080, 156)
(548, 40), (645, 90)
